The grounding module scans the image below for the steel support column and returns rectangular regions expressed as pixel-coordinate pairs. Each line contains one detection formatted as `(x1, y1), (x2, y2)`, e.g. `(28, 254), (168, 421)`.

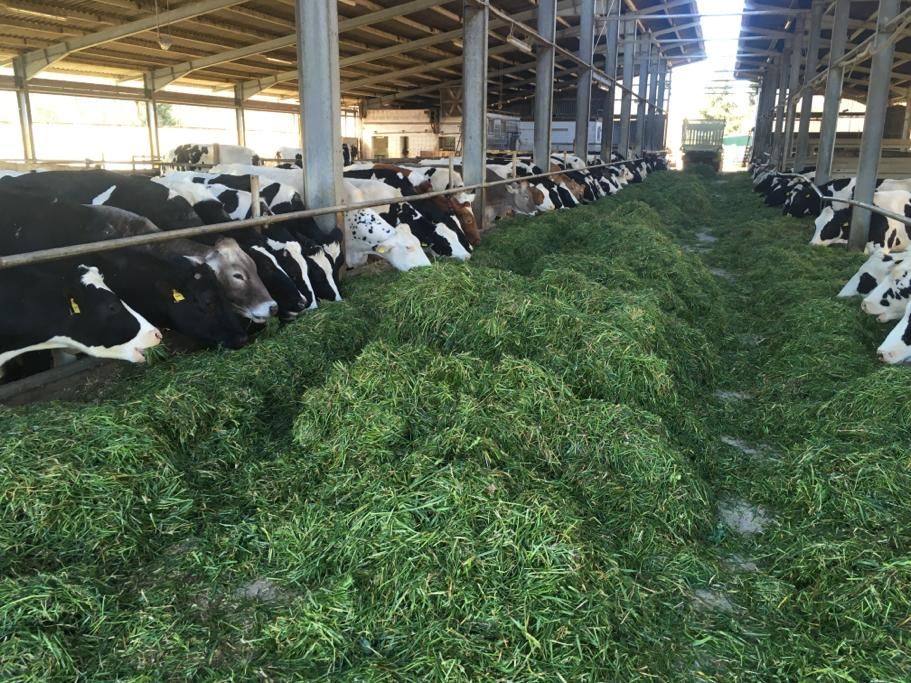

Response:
(772, 48), (791, 168)
(646, 49), (661, 150)
(815, 0), (851, 185)
(574, 0), (595, 158)
(848, 0), (901, 250)
(634, 34), (651, 155)
(795, 0), (824, 170)
(462, 0), (488, 225)
(654, 60), (668, 150)
(12, 57), (35, 161)
(295, 0), (343, 236)
(234, 85), (247, 147)
(618, 19), (636, 158)
(903, 87), (911, 140)
(600, 6), (620, 160)
(781, 14), (805, 168)
(142, 73), (161, 160)
(753, 67), (770, 156)
(534, 0), (557, 170)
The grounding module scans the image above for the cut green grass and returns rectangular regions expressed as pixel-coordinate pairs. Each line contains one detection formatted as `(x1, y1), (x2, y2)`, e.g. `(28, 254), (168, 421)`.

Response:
(1, 169), (910, 681)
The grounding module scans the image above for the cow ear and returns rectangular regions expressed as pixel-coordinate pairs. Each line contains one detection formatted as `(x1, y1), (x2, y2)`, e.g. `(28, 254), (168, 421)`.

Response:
(462, 193), (476, 203)
(505, 183), (517, 194)
(184, 254), (205, 265)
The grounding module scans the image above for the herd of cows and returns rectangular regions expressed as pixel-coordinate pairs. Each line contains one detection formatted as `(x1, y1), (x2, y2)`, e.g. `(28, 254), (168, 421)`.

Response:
(0, 142), (667, 383)
(750, 155), (911, 364)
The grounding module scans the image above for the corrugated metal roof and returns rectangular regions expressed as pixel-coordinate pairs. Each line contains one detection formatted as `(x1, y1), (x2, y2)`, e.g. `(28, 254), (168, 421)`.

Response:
(734, 0), (911, 101)
(0, 0), (705, 108)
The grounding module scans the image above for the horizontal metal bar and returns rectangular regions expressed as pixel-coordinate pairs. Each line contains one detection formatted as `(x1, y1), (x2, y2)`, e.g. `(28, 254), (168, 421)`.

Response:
(0, 159), (648, 270)
(776, 171), (911, 228)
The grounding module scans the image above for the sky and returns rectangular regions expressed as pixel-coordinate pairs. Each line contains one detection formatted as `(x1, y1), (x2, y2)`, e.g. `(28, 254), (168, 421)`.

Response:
(666, 0), (755, 162)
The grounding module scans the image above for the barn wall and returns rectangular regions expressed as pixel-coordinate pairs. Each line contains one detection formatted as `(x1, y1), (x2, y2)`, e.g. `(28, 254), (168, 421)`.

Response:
(361, 109), (438, 159)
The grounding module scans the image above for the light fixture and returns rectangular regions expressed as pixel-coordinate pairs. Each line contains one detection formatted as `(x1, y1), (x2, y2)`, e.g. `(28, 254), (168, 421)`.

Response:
(154, 0), (172, 51)
(505, 27), (533, 55)
(453, 38), (463, 48)
(266, 56), (294, 65)
(338, 0), (358, 6)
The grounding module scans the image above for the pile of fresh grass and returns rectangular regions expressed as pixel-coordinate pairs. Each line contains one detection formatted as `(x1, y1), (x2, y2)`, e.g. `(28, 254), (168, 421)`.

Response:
(5, 168), (909, 680)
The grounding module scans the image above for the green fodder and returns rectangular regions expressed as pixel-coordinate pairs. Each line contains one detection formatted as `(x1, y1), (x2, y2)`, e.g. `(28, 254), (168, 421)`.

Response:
(747, 298), (881, 442)
(532, 265), (718, 391)
(814, 367), (911, 446)
(368, 263), (700, 427)
(204, 341), (717, 679)
(612, 170), (713, 229)
(0, 571), (106, 680)
(122, 301), (372, 446)
(0, 405), (192, 575)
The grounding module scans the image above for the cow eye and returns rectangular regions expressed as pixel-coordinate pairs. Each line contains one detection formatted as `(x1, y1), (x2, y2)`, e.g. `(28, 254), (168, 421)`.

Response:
(233, 273), (245, 281)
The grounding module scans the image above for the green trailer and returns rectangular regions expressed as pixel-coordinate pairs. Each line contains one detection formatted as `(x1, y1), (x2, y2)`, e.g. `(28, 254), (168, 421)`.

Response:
(681, 118), (726, 172)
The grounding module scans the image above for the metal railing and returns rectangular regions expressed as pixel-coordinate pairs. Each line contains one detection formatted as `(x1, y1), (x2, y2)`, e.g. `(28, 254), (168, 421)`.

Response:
(0, 157), (649, 271)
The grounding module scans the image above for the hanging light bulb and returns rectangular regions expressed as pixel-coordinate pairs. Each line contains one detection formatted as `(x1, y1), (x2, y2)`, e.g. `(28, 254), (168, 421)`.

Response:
(155, 0), (172, 51)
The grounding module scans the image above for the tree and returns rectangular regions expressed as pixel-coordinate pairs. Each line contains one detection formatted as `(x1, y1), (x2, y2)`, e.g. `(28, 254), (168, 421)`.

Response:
(136, 102), (180, 127)
(699, 85), (745, 134)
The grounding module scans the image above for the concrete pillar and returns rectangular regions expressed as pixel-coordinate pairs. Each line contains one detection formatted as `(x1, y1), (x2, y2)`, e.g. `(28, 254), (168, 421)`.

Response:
(462, 1), (488, 224)
(781, 15), (805, 168)
(849, 0), (901, 250)
(618, 19), (636, 158)
(795, 0), (825, 170)
(534, 0), (557, 170)
(600, 12), (619, 160)
(815, 0), (851, 185)
(234, 85), (247, 147)
(758, 64), (778, 157)
(295, 0), (343, 236)
(574, 0), (595, 158)
(634, 34), (651, 155)
(12, 57), (35, 161)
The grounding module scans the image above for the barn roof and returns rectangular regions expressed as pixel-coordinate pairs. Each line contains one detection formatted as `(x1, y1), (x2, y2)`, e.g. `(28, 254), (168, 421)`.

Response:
(0, 0), (705, 109)
(734, 0), (911, 102)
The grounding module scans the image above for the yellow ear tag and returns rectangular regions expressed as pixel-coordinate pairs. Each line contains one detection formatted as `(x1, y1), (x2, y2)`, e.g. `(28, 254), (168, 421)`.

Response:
(69, 298), (81, 315)
(171, 289), (186, 303)
(375, 244), (388, 254)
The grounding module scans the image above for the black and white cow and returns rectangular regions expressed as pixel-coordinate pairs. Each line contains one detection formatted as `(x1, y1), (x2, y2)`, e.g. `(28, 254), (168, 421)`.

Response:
(165, 143), (259, 167)
(839, 249), (910, 298)
(345, 178), (471, 261)
(0, 188), (250, 349)
(861, 259), (911, 322)
(211, 164), (431, 271)
(811, 189), (911, 252)
(877, 303), (911, 364)
(151, 177), (311, 318)
(0, 262), (161, 373)
(157, 172), (343, 302)
(0, 169), (202, 231)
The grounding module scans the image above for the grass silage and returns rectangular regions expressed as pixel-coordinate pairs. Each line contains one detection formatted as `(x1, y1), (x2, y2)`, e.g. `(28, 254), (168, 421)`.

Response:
(1, 170), (909, 680)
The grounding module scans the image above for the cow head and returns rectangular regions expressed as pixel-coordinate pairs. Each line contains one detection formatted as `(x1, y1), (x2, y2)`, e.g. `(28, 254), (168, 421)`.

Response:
(810, 206), (850, 246)
(877, 304), (911, 364)
(156, 259), (249, 349)
(839, 249), (907, 298)
(449, 196), (480, 246)
(373, 225), (432, 270)
(186, 237), (278, 323)
(506, 180), (538, 215)
(62, 265), (162, 363)
(861, 263), (911, 322)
